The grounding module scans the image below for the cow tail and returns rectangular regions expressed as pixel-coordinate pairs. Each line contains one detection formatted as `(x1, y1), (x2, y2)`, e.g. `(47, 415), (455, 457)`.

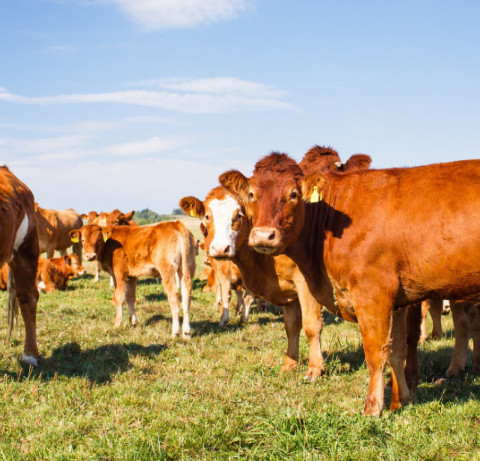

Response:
(179, 227), (196, 306)
(7, 267), (18, 340)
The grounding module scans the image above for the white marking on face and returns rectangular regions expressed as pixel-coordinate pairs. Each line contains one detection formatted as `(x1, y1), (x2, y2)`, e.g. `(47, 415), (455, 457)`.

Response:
(208, 196), (241, 257)
(14, 215), (29, 250)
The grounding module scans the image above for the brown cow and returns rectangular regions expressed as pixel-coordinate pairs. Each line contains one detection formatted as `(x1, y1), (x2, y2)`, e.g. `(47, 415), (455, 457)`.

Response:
(35, 205), (83, 259)
(0, 263), (9, 290)
(201, 255), (254, 325)
(219, 152), (480, 415)
(69, 221), (196, 337)
(180, 186), (326, 380)
(0, 166), (39, 366)
(81, 209), (136, 284)
(36, 254), (85, 293)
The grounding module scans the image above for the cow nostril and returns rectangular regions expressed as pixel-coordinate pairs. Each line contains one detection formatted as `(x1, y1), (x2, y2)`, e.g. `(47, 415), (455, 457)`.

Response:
(268, 231), (275, 241)
(224, 245), (231, 254)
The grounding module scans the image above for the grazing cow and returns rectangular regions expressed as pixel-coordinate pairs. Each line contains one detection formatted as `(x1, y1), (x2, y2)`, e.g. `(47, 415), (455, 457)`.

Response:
(81, 209), (136, 284)
(35, 205), (83, 259)
(201, 255), (254, 325)
(0, 166), (39, 366)
(219, 152), (480, 415)
(180, 187), (326, 380)
(69, 221), (196, 337)
(36, 254), (85, 293)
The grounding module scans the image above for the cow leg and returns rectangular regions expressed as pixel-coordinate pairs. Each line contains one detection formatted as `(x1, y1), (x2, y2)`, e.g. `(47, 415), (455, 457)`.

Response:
(46, 246), (55, 259)
(405, 303), (421, 391)
(73, 241), (82, 260)
(419, 299), (430, 343)
(429, 297), (443, 339)
(161, 267), (181, 338)
(446, 301), (470, 377)
(179, 268), (192, 339)
(471, 305), (480, 373)
(109, 275), (115, 288)
(219, 280), (231, 327)
(213, 284), (222, 311)
(234, 289), (244, 316)
(113, 278), (126, 327)
(94, 261), (100, 283)
(125, 278), (137, 327)
(297, 284), (324, 381)
(388, 308), (410, 411)
(280, 300), (302, 372)
(10, 243), (40, 365)
(59, 249), (67, 257)
(240, 291), (255, 323)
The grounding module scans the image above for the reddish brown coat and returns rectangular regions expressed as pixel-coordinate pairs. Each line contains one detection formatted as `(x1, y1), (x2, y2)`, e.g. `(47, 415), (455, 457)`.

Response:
(36, 254), (85, 293)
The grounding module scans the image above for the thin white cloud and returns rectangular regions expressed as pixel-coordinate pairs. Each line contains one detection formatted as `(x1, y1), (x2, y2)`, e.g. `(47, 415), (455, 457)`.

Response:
(102, 0), (251, 30)
(107, 137), (183, 156)
(43, 45), (74, 55)
(132, 77), (284, 99)
(0, 80), (294, 113)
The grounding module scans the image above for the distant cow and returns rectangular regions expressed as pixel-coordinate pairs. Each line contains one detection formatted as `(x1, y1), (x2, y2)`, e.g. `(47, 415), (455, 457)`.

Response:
(36, 254), (85, 293)
(0, 166), (39, 366)
(220, 152), (480, 415)
(69, 221), (196, 337)
(35, 205), (83, 259)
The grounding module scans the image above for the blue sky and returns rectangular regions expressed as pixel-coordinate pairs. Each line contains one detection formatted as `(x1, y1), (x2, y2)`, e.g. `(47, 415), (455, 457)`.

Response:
(1, 0), (479, 213)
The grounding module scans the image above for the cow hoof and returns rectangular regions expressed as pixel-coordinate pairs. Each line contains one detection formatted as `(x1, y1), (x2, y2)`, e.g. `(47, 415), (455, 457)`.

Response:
(114, 321), (122, 328)
(445, 367), (462, 378)
(305, 366), (324, 382)
(22, 354), (38, 367)
(182, 331), (191, 340)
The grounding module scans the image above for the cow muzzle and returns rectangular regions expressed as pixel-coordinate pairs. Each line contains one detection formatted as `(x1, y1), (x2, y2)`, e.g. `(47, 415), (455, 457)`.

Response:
(85, 253), (97, 261)
(249, 227), (282, 255)
(209, 243), (234, 259)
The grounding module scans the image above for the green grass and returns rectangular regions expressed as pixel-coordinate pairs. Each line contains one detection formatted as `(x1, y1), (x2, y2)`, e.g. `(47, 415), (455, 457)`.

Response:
(0, 249), (480, 459)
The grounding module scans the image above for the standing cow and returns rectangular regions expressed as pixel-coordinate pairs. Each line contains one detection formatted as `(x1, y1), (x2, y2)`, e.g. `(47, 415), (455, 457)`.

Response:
(220, 152), (480, 416)
(0, 167), (39, 366)
(35, 205), (83, 259)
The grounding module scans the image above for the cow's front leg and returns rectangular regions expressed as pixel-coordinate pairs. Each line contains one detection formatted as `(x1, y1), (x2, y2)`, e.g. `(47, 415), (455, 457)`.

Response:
(113, 277), (126, 328)
(125, 277), (137, 327)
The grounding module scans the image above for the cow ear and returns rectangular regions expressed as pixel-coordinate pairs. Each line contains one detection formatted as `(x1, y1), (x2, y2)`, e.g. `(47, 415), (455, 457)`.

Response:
(80, 213), (87, 219)
(218, 170), (250, 199)
(69, 229), (80, 243)
(34, 202), (39, 212)
(342, 154), (372, 172)
(200, 223), (208, 237)
(179, 196), (205, 218)
(302, 174), (327, 203)
(124, 210), (135, 221)
(64, 255), (72, 265)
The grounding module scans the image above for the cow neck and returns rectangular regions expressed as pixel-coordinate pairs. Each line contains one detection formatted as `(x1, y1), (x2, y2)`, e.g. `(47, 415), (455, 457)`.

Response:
(284, 179), (342, 312)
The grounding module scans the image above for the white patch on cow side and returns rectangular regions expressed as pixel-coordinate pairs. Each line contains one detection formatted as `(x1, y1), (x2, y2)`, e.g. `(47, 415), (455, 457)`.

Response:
(208, 197), (241, 256)
(14, 215), (29, 250)
(22, 354), (38, 367)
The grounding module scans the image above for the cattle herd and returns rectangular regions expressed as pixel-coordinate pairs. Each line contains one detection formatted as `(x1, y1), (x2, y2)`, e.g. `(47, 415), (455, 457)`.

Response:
(2, 145), (480, 416)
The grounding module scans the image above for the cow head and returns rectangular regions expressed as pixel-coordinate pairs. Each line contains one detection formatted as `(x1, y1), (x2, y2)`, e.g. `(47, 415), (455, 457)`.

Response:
(64, 253), (86, 277)
(219, 153), (305, 256)
(69, 224), (109, 261)
(105, 209), (135, 226)
(81, 211), (99, 224)
(179, 187), (248, 259)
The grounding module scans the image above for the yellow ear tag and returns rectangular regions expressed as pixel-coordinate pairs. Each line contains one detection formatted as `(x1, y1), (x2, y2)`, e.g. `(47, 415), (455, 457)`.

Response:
(310, 186), (322, 203)
(71, 236), (79, 243)
(103, 232), (109, 243)
(190, 209), (197, 218)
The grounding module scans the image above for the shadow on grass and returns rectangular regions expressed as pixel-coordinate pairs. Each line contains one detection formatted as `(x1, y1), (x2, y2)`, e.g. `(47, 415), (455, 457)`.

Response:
(144, 292), (167, 303)
(137, 277), (162, 286)
(5, 342), (167, 384)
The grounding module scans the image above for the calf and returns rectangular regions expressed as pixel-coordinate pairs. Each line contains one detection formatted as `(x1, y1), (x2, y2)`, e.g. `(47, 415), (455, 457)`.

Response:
(36, 254), (85, 293)
(81, 209), (136, 284)
(35, 205), (83, 258)
(69, 221), (196, 337)
(0, 166), (39, 366)
(219, 152), (480, 415)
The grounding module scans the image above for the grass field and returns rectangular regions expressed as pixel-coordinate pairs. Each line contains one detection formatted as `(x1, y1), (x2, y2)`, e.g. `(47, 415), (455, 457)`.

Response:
(0, 218), (479, 459)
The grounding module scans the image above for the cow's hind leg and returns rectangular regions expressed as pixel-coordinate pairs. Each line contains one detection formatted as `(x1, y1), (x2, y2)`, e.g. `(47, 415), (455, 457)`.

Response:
(125, 278), (137, 327)
(446, 301), (470, 377)
(280, 300), (302, 373)
(429, 297), (443, 340)
(179, 268), (193, 339)
(161, 266), (181, 338)
(113, 278), (126, 327)
(405, 303), (421, 391)
(240, 291), (255, 323)
(388, 308), (410, 411)
(471, 305), (480, 373)
(10, 239), (40, 365)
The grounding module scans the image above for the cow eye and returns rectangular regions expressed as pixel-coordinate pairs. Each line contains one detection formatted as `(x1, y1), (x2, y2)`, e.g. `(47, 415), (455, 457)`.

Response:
(290, 190), (298, 200)
(249, 192), (255, 201)
(205, 214), (211, 222)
